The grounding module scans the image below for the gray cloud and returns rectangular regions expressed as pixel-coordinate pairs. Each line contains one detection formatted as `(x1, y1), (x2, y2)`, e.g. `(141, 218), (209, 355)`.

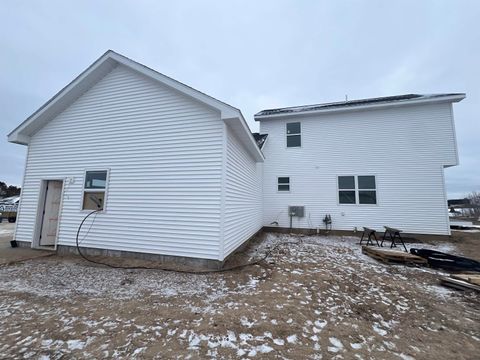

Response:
(1, 0), (478, 198)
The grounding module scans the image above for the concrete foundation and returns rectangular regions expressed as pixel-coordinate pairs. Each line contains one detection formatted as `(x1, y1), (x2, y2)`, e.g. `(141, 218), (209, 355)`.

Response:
(262, 226), (450, 243)
(13, 226), (449, 269)
(15, 240), (33, 249)
(15, 240), (223, 270)
(56, 244), (224, 270)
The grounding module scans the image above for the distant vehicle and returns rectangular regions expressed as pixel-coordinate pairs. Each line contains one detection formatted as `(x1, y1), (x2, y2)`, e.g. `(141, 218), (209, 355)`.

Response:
(0, 196), (20, 223)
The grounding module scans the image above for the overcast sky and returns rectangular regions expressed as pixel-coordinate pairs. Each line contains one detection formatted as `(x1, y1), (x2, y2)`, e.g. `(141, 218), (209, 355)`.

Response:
(1, 0), (478, 198)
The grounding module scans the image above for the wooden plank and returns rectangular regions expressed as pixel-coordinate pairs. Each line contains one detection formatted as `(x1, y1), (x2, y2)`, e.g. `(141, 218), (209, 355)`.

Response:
(441, 277), (480, 292)
(451, 274), (480, 286)
(362, 246), (427, 264)
(362, 246), (426, 261)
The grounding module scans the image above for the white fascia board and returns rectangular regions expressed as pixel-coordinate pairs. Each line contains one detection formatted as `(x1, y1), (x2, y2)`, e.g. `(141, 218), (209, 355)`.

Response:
(223, 116), (265, 162)
(8, 52), (117, 144)
(8, 133), (30, 145)
(7, 50), (250, 146)
(237, 113), (265, 162)
(254, 94), (466, 121)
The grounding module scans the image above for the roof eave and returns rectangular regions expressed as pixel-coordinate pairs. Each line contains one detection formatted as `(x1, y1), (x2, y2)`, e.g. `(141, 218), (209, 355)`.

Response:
(7, 133), (30, 145)
(223, 114), (265, 162)
(7, 50), (117, 144)
(254, 94), (466, 120)
(7, 50), (262, 161)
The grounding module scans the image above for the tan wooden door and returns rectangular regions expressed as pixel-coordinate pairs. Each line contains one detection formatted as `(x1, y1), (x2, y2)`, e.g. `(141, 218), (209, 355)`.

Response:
(40, 180), (63, 246)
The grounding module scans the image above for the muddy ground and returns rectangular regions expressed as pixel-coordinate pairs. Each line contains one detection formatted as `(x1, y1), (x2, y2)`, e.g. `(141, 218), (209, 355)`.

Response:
(0, 228), (479, 359)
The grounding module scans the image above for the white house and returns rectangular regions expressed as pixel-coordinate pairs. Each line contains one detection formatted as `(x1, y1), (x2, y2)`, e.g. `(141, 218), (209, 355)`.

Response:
(256, 93), (465, 235)
(8, 51), (263, 268)
(8, 51), (465, 267)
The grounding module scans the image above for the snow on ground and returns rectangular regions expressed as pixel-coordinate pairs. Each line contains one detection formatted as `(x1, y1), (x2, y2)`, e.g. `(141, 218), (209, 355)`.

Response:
(0, 228), (14, 236)
(0, 233), (479, 359)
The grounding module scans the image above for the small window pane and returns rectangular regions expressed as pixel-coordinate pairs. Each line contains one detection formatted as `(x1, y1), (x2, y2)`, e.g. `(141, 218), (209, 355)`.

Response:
(359, 190), (377, 204)
(338, 176), (355, 189)
(286, 122), (301, 134)
(358, 176), (376, 189)
(286, 134), (301, 147)
(278, 184), (290, 191)
(278, 177), (290, 184)
(82, 191), (105, 210)
(339, 190), (356, 204)
(85, 171), (107, 189)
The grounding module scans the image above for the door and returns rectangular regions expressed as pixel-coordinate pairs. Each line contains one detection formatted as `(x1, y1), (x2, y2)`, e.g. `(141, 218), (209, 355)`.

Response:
(39, 180), (63, 246)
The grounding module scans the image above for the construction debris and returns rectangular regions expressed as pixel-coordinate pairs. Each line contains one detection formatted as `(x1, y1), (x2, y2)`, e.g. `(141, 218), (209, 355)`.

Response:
(440, 274), (480, 292)
(451, 273), (480, 285)
(361, 246), (427, 265)
(410, 248), (480, 272)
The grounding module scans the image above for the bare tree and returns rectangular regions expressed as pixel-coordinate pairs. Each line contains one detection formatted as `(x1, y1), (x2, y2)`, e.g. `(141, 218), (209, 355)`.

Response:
(466, 191), (480, 219)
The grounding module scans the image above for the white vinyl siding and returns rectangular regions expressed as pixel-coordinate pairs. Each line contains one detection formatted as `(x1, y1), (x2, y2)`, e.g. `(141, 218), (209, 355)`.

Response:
(223, 125), (263, 258)
(260, 103), (457, 235)
(15, 64), (224, 260)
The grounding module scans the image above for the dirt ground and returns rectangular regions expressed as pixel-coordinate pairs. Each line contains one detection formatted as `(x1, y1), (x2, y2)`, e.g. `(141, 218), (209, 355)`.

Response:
(0, 225), (479, 359)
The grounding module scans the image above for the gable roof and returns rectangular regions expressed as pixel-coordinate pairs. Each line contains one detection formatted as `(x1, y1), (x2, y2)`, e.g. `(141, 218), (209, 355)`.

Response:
(8, 50), (264, 161)
(254, 93), (466, 120)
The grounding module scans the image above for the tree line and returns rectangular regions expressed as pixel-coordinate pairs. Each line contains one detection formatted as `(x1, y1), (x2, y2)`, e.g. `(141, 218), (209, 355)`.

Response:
(0, 182), (21, 198)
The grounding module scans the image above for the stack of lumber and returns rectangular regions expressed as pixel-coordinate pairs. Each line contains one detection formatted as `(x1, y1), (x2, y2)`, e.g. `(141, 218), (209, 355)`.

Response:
(362, 246), (427, 265)
(441, 274), (480, 292)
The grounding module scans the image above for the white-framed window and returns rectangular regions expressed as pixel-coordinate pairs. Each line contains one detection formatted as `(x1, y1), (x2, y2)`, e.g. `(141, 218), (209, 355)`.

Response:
(338, 175), (376, 205)
(82, 170), (108, 210)
(286, 122), (301, 147)
(278, 177), (290, 192)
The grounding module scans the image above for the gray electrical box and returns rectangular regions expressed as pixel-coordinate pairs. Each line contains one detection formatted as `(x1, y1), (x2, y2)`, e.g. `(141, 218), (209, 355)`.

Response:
(288, 206), (305, 217)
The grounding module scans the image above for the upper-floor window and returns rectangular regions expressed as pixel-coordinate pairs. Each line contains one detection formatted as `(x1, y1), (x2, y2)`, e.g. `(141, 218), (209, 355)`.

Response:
(286, 122), (301, 147)
(278, 177), (290, 191)
(338, 175), (376, 205)
(83, 170), (108, 210)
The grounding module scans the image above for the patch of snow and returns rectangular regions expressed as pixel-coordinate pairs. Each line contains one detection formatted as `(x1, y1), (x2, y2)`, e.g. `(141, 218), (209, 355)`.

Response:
(240, 317), (255, 328)
(329, 337), (344, 351)
(373, 324), (388, 336)
(273, 338), (285, 346)
(397, 353), (416, 360)
(257, 344), (274, 353)
(67, 340), (85, 350)
(0, 229), (14, 236)
(425, 285), (454, 299)
(286, 334), (297, 344)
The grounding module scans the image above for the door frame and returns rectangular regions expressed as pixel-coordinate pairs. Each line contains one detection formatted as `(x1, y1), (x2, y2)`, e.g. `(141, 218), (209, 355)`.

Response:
(33, 178), (65, 250)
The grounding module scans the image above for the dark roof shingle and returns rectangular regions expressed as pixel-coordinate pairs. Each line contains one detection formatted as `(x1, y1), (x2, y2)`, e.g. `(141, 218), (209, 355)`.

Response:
(255, 93), (465, 119)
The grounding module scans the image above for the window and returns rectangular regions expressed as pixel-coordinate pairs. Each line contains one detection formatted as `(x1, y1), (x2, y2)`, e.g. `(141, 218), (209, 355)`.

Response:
(82, 170), (108, 210)
(338, 175), (376, 205)
(338, 176), (356, 204)
(278, 177), (290, 191)
(286, 122), (301, 147)
(358, 176), (376, 204)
